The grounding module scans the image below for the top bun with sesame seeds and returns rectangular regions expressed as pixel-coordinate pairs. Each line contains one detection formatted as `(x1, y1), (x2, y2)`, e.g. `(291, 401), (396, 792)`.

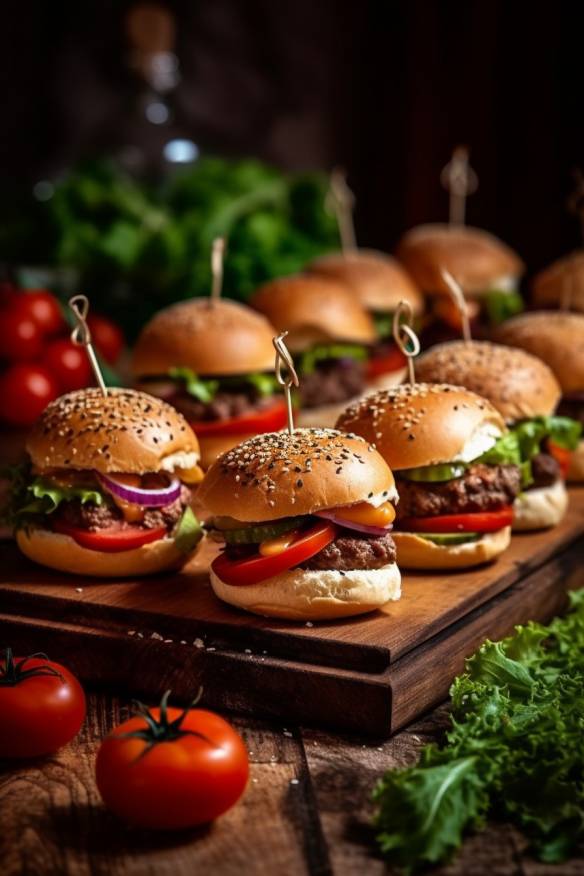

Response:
(198, 428), (396, 522)
(414, 340), (561, 423)
(335, 383), (506, 471)
(26, 387), (200, 474)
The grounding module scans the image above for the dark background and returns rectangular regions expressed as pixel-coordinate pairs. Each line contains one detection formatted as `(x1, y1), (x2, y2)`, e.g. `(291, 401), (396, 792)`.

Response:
(2, 0), (583, 276)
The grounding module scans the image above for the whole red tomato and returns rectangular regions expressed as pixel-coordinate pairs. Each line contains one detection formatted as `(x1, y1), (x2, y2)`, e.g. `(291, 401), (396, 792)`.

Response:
(96, 690), (249, 829)
(87, 313), (124, 364)
(0, 307), (44, 360)
(43, 339), (92, 392)
(0, 648), (86, 758)
(15, 290), (65, 337)
(0, 363), (59, 425)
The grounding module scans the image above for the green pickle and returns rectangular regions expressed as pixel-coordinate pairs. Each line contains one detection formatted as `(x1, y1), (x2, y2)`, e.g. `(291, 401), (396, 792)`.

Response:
(400, 463), (467, 483)
(417, 532), (481, 546)
(220, 516), (307, 545)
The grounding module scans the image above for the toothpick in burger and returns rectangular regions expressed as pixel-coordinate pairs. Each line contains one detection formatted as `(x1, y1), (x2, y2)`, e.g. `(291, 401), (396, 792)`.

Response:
(8, 388), (204, 577)
(337, 384), (521, 569)
(249, 275), (376, 427)
(198, 429), (401, 620)
(495, 311), (584, 482)
(415, 341), (580, 529)
(307, 250), (424, 390)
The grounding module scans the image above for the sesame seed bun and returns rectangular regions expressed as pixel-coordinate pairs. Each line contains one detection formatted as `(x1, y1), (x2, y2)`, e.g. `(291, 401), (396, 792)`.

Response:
(249, 275), (376, 351)
(16, 527), (194, 578)
(415, 340), (561, 422)
(198, 428), (396, 522)
(26, 388), (200, 474)
(568, 441), (584, 483)
(396, 224), (524, 296)
(494, 311), (584, 394)
(307, 250), (423, 315)
(512, 480), (568, 531)
(392, 527), (511, 570)
(131, 298), (277, 377)
(336, 383), (506, 470)
(210, 562), (401, 620)
(532, 251), (584, 313)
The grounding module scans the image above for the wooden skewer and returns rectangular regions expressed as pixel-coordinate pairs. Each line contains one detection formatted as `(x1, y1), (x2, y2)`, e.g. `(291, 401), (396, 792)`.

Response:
(392, 300), (421, 385)
(210, 237), (226, 304)
(440, 145), (478, 227)
(440, 269), (472, 342)
(68, 295), (108, 396)
(272, 332), (300, 435)
(326, 167), (357, 255)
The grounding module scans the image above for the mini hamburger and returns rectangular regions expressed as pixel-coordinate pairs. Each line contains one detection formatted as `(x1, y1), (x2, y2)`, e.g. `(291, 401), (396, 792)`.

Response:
(532, 252), (584, 313)
(131, 299), (285, 468)
(495, 311), (584, 482)
(306, 250), (424, 389)
(415, 341), (580, 530)
(336, 384), (520, 569)
(9, 388), (204, 577)
(249, 275), (376, 427)
(396, 224), (524, 340)
(198, 429), (401, 620)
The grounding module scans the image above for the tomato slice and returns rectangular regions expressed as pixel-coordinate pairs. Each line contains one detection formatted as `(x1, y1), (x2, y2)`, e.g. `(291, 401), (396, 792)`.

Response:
(189, 400), (288, 437)
(366, 345), (406, 379)
(53, 520), (168, 553)
(212, 520), (338, 586)
(397, 506), (514, 534)
(547, 442), (571, 479)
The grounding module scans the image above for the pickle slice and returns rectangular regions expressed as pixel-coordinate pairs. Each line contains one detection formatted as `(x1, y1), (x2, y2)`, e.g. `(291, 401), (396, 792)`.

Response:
(399, 463), (467, 483)
(221, 516), (308, 545)
(416, 532), (481, 545)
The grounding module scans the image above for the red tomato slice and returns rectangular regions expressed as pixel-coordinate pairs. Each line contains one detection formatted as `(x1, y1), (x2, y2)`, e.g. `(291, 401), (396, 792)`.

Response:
(190, 400), (288, 437)
(397, 506), (514, 534)
(547, 442), (571, 479)
(366, 345), (406, 379)
(212, 521), (338, 586)
(53, 520), (167, 553)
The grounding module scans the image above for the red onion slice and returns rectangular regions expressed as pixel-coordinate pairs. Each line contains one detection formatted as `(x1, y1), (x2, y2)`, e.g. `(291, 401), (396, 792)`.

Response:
(97, 472), (181, 508)
(315, 509), (392, 537)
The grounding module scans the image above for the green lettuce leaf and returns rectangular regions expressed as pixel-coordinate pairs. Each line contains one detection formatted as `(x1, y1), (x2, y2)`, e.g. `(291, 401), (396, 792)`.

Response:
(484, 289), (524, 326)
(477, 432), (522, 467)
(174, 506), (203, 554)
(169, 367), (219, 403)
(299, 343), (367, 375)
(372, 311), (394, 339)
(2, 469), (106, 530)
(168, 367), (278, 402)
(513, 416), (582, 460)
(545, 416), (582, 451)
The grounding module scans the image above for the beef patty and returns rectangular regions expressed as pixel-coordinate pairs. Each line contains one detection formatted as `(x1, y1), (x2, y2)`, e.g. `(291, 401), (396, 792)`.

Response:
(395, 464), (521, 520)
(171, 391), (274, 423)
(529, 452), (560, 489)
(299, 358), (365, 409)
(56, 484), (191, 531)
(300, 531), (396, 571)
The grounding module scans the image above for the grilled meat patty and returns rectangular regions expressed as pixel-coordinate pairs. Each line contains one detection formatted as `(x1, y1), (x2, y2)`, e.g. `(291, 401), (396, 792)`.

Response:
(56, 485), (192, 531)
(299, 358), (365, 409)
(300, 531), (396, 571)
(395, 464), (521, 520)
(171, 391), (274, 423)
(528, 452), (560, 489)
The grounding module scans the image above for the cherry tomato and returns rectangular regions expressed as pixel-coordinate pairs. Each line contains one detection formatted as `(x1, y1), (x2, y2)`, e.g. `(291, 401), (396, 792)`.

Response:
(367, 345), (406, 379)
(547, 442), (571, 479)
(96, 691), (249, 829)
(189, 399), (288, 438)
(0, 307), (44, 360)
(43, 339), (92, 392)
(53, 520), (168, 553)
(212, 520), (337, 586)
(0, 363), (59, 426)
(87, 313), (124, 364)
(15, 290), (65, 336)
(397, 506), (514, 534)
(0, 648), (86, 758)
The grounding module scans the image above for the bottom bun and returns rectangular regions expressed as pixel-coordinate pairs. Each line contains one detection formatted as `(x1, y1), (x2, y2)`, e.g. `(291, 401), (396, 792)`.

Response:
(199, 432), (258, 469)
(393, 527), (511, 570)
(16, 527), (196, 578)
(297, 395), (364, 429)
(365, 367), (407, 393)
(210, 562), (401, 620)
(512, 480), (568, 531)
(568, 441), (584, 483)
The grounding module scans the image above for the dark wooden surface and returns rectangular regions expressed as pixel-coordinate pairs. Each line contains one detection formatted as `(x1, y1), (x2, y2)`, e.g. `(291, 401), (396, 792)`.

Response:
(2, 691), (584, 876)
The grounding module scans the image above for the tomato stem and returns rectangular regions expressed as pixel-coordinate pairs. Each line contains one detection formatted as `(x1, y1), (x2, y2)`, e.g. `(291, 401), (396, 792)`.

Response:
(0, 647), (65, 686)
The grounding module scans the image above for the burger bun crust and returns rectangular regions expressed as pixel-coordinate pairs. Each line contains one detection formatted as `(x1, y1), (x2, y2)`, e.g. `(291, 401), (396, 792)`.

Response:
(393, 527), (511, 570)
(210, 562), (401, 620)
(16, 527), (197, 578)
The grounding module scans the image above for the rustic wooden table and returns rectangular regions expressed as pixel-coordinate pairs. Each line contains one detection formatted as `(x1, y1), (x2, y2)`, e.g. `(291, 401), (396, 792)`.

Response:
(2, 692), (583, 876)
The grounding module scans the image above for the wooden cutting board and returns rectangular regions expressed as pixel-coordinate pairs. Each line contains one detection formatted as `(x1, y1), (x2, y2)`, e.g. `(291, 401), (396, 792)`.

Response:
(2, 488), (584, 736)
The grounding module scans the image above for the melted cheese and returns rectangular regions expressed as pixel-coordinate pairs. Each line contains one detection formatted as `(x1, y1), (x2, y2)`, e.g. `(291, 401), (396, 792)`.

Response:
(259, 530), (300, 557)
(333, 501), (395, 527)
